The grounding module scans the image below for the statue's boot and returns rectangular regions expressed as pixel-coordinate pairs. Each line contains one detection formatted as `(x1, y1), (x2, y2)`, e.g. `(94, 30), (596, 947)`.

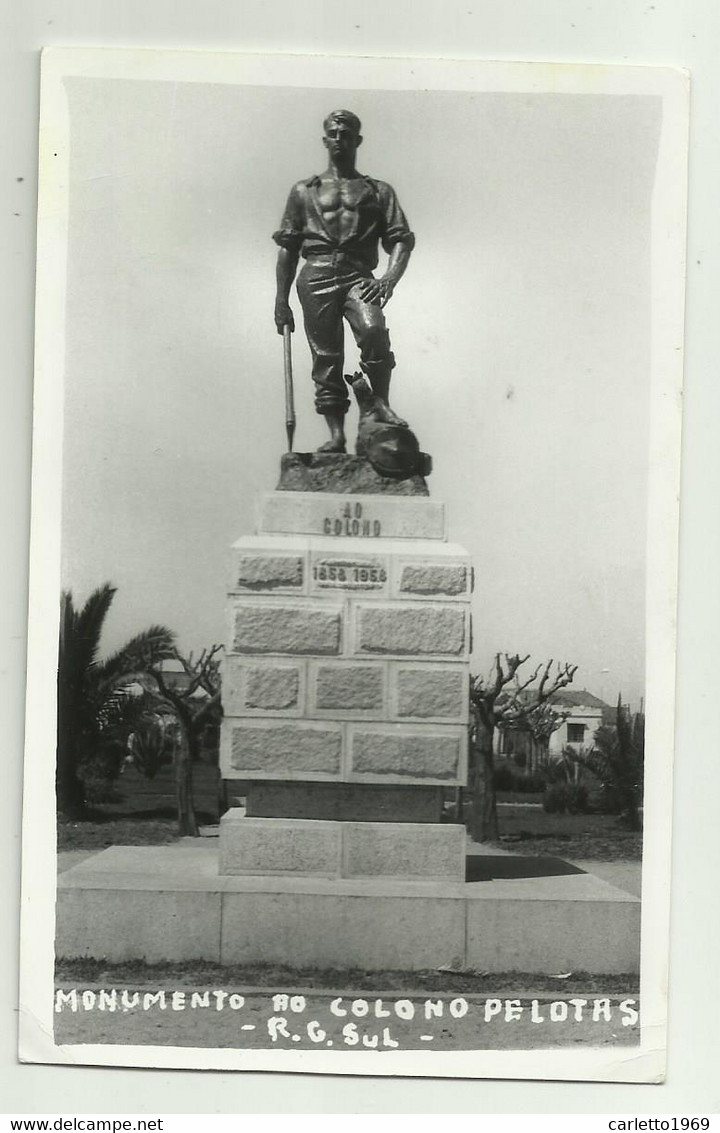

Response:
(362, 363), (408, 428)
(317, 410), (347, 453)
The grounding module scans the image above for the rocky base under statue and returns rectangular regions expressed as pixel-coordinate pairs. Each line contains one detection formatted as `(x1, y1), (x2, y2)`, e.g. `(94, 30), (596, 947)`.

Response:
(277, 452), (431, 496)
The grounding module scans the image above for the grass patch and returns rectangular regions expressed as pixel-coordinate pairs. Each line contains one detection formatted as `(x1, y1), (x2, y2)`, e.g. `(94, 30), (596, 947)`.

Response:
(58, 818), (182, 850)
(55, 957), (639, 997)
(500, 833), (642, 860)
(58, 762), (220, 850)
(493, 806), (642, 860)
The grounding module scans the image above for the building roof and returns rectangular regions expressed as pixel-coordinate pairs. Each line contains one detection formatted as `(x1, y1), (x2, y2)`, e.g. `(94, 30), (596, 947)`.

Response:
(503, 687), (609, 710)
(549, 689), (610, 709)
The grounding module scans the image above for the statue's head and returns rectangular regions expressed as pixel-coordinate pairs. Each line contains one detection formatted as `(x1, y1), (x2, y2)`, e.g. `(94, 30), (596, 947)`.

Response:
(323, 109), (362, 160)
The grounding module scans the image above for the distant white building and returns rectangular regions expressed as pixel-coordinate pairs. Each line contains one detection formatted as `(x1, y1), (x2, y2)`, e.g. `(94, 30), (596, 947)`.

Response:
(495, 689), (612, 769)
(546, 690), (609, 756)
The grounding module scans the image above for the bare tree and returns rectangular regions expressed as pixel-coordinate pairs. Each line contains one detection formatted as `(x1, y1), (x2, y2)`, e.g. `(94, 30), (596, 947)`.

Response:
(468, 656), (577, 842)
(148, 646), (222, 836)
(513, 699), (569, 773)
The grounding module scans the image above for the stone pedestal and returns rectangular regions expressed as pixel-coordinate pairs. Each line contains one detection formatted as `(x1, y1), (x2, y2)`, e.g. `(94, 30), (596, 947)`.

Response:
(55, 478), (642, 975)
(219, 475), (472, 884)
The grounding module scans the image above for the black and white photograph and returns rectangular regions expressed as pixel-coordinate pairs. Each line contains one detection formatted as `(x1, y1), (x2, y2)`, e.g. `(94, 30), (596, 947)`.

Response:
(19, 48), (687, 1081)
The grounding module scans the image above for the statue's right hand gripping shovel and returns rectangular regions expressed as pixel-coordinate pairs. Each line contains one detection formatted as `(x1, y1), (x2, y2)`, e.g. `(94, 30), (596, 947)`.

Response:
(282, 325), (296, 452)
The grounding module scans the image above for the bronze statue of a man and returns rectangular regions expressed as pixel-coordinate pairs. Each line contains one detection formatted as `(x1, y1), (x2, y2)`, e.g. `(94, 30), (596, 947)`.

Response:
(273, 110), (415, 453)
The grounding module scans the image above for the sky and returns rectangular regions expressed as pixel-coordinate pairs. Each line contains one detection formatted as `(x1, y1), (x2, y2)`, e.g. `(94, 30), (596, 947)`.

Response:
(59, 77), (662, 708)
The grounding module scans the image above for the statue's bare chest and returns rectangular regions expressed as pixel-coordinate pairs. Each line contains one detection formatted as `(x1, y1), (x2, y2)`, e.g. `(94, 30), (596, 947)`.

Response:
(316, 178), (371, 218)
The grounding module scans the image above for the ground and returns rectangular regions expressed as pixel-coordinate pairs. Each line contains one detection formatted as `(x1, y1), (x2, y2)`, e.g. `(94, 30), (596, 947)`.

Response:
(57, 761), (219, 849)
(494, 806), (642, 860)
(53, 979), (640, 1050)
(58, 762), (642, 861)
(54, 960), (640, 1052)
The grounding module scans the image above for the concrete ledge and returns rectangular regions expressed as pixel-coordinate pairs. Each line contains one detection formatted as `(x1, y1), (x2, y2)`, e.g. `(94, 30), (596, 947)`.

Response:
(220, 889), (465, 969)
(57, 886), (222, 962)
(57, 846), (640, 973)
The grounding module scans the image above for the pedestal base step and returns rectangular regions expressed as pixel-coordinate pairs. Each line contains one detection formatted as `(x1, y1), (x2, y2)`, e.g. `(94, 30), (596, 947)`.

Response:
(219, 812), (466, 881)
(57, 845), (641, 973)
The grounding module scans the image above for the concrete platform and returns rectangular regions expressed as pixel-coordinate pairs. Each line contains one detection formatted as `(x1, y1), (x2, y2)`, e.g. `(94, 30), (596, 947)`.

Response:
(57, 845), (640, 973)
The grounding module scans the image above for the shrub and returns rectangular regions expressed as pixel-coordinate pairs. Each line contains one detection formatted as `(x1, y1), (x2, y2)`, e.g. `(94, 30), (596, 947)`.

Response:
(78, 743), (126, 804)
(592, 783), (624, 815)
(494, 765), (548, 794)
(543, 783), (591, 814)
(493, 763), (517, 791)
(514, 771), (546, 794)
(571, 704), (644, 830)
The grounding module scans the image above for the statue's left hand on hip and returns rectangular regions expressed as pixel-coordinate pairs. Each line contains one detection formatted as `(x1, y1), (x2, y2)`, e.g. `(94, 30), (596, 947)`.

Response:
(358, 277), (395, 308)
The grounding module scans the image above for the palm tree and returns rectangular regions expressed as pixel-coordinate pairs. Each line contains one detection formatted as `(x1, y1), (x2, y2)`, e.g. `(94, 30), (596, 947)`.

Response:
(571, 697), (644, 830)
(57, 583), (176, 818)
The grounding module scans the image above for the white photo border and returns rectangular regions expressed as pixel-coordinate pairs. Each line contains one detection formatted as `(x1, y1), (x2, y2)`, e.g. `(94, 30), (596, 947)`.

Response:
(20, 46), (688, 1081)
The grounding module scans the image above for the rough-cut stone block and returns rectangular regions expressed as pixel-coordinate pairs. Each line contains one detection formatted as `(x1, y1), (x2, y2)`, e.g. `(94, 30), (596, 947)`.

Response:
(222, 658), (304, 716)
(343, 823), (466, 880)
(221, 657), (245, 717)
(313, 663), (385, 712)
(350, 724), (465, 783)
(246, 665), (301, 711)
(355, 603), (468, 658)
(399, 563), (469, 597)
(396, 666), (468, 721)
(277, 452), (430, 496)
(222, 719), (343, 777)
(245, 782), (444, 823)
(231, 600), (342, 655)
(219, 814), (341, 876)
(233, 553), (304, 591)
(259, 492), (446, 540)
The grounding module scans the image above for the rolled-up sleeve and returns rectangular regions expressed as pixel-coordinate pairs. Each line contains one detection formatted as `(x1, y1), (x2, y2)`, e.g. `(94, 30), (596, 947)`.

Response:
(272, 184), (305, 252)
(379, 183), (415, 253)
